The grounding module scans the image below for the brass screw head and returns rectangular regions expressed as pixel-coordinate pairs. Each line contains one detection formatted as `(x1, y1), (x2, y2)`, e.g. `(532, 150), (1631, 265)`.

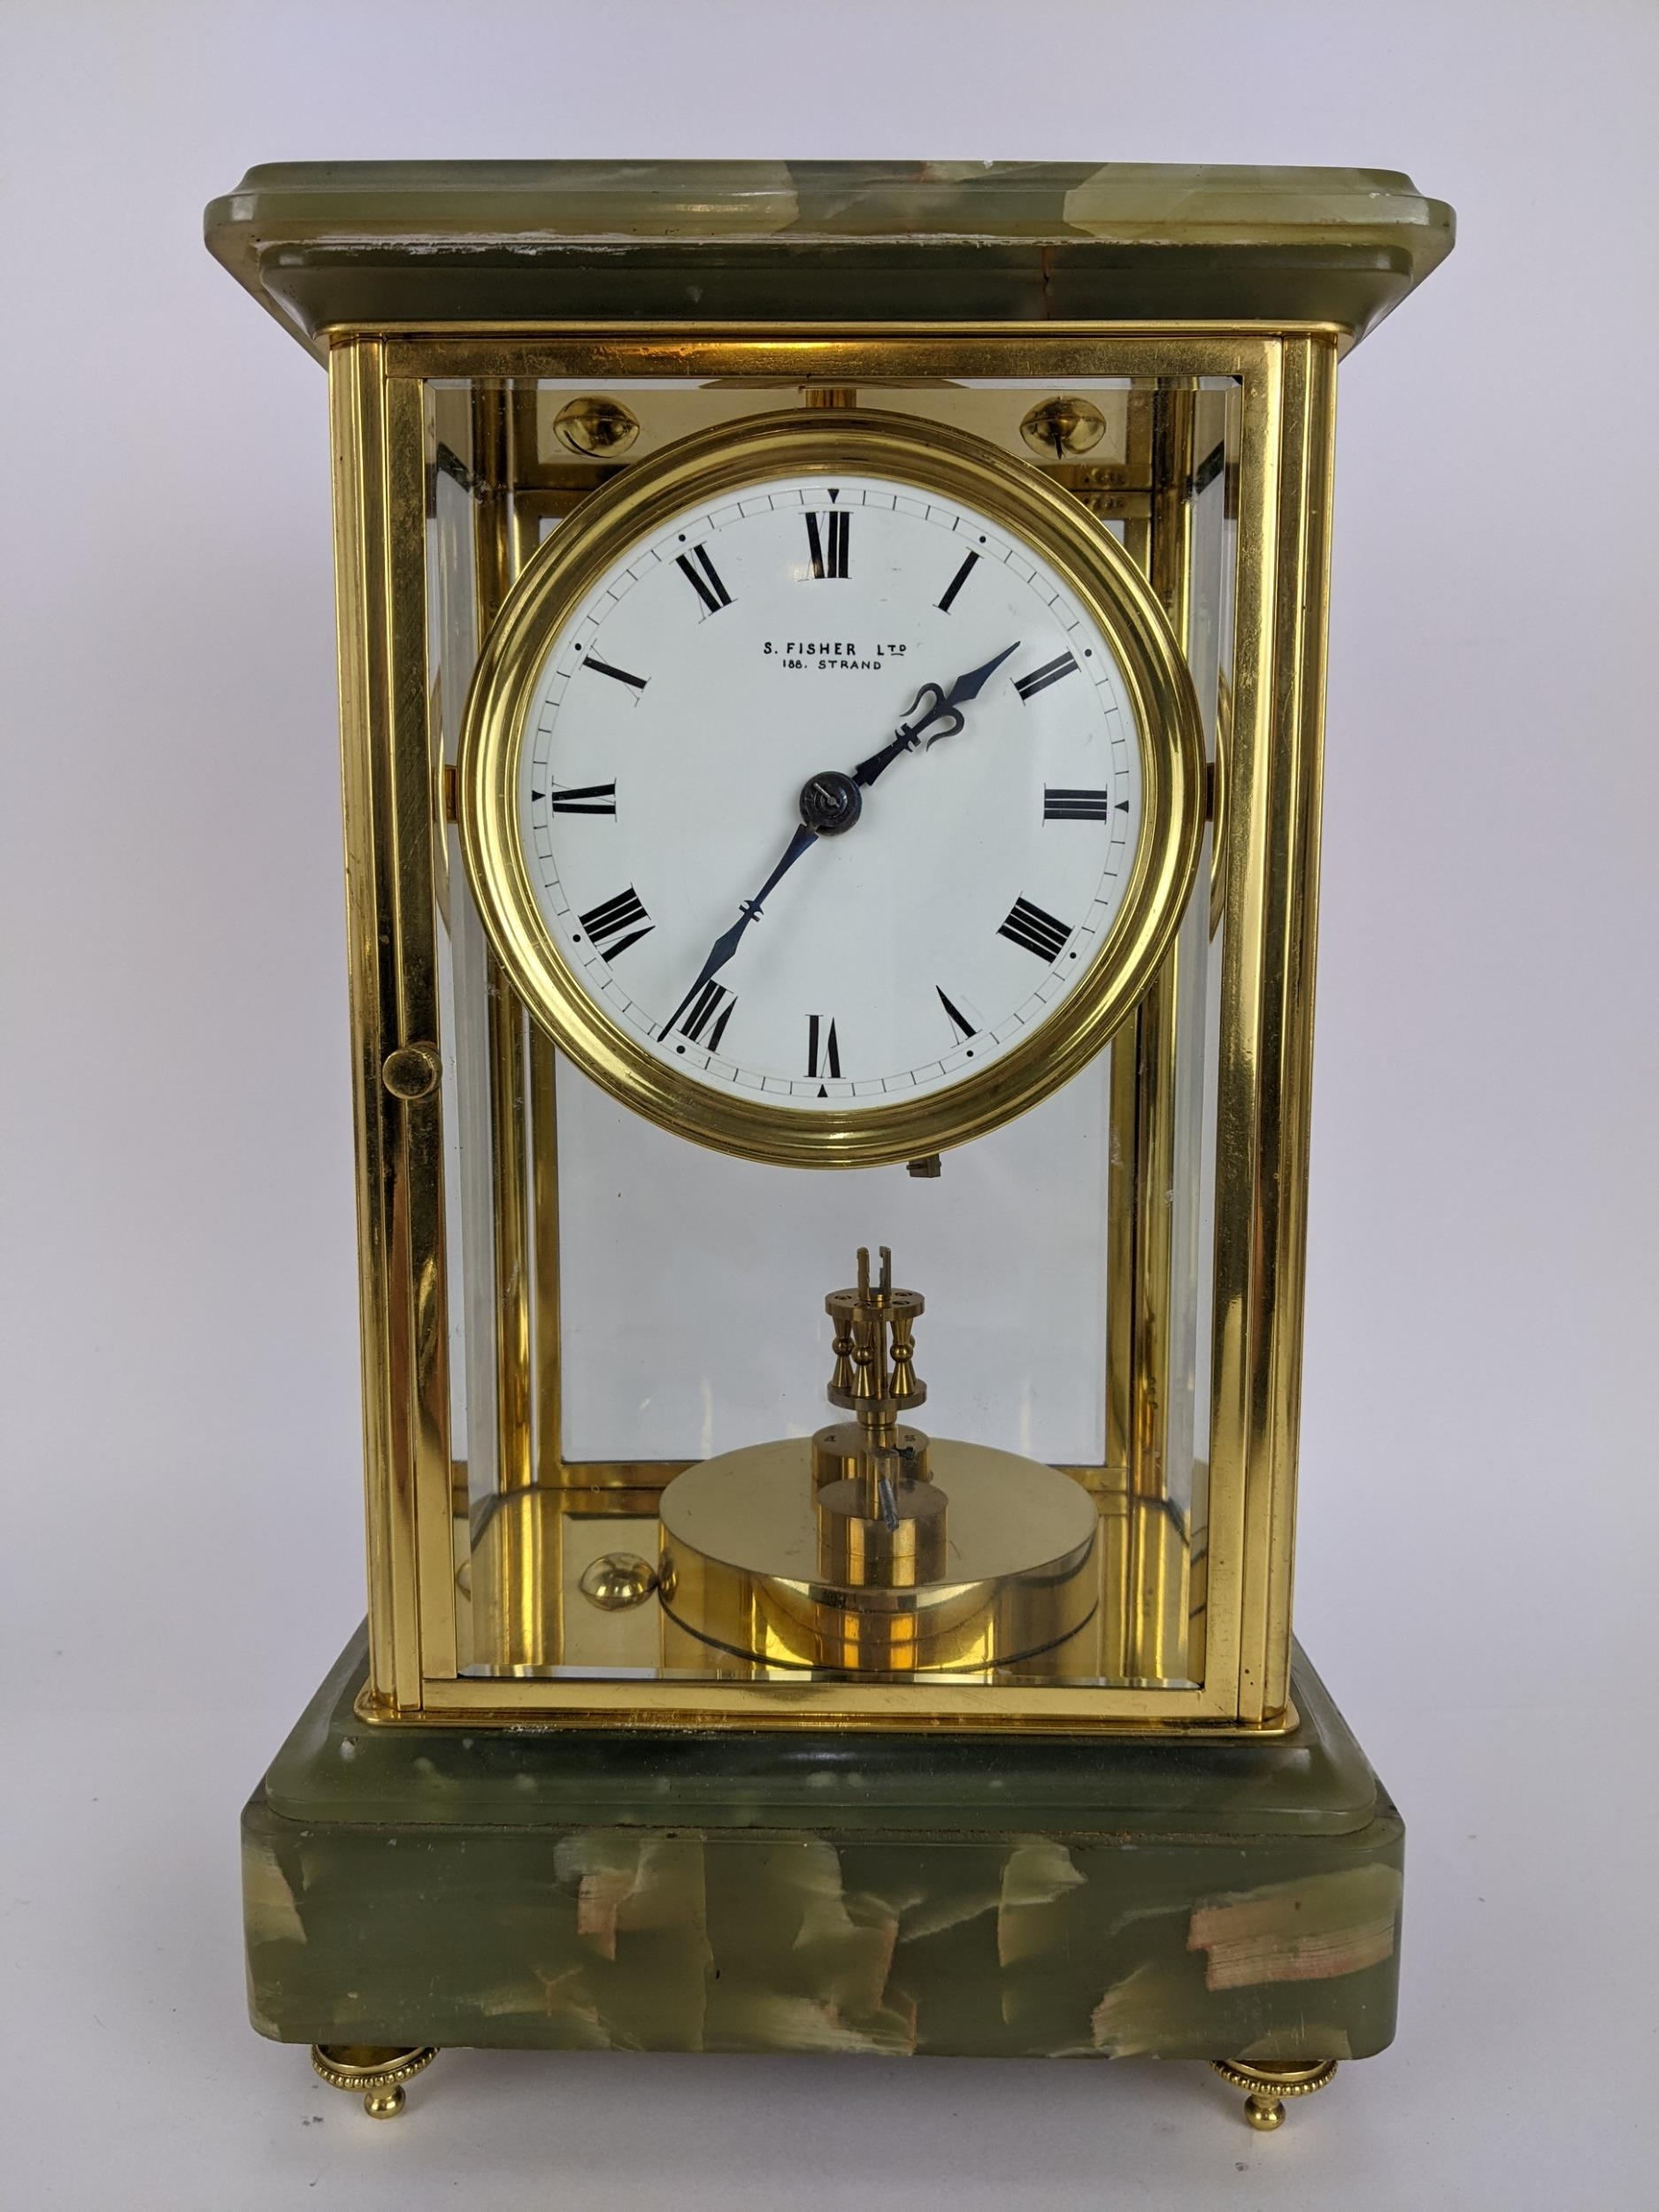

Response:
(381, 1043), (442, 1100)
(552, 396), (641, 458)
(1019, 396), (1108, 461)
(579, 1551), (659, 1610)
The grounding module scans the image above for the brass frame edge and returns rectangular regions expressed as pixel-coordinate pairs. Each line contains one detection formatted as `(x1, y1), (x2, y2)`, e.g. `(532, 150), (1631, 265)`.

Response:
(351, 1671), (1298, 1738)
(316, 316), (1356, 357)
(332, 324), (1327, 1731)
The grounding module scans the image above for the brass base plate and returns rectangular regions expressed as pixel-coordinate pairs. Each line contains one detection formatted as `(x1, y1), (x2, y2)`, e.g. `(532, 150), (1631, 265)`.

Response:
(437, 1471), (1223, 1720)
(658, 1436), (1099, 1674)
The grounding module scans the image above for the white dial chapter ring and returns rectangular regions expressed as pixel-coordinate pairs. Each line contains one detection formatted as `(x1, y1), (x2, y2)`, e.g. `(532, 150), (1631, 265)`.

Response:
(457, 410), (1204, 1167)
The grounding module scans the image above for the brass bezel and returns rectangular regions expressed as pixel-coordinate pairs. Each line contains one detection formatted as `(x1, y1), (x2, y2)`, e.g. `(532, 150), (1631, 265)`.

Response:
(457, 409), (1205, 1169)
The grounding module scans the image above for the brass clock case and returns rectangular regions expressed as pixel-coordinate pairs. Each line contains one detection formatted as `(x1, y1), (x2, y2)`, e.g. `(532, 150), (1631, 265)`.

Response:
(458, 408), (1205, 1168)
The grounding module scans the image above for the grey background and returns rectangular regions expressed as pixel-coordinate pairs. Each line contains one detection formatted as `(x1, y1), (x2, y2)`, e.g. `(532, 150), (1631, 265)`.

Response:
(2, 3), (1654, 2204)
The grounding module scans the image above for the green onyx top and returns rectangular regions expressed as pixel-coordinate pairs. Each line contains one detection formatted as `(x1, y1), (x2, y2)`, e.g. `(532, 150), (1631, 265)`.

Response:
(204, 159), (1453, 357)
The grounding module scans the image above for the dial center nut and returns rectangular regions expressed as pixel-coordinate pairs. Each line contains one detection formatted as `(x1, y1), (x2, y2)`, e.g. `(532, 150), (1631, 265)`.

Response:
(798, 768), (864, 836)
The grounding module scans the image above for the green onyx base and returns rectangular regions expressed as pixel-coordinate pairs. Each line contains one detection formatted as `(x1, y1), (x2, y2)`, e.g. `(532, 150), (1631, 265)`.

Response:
(244, 1633), (1402, 2070)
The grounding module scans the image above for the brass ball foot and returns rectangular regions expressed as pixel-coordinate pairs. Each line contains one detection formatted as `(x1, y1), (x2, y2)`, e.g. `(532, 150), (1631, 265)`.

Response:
(1210, 2057), (1338, 2131)
(311, 2043), (438, 2118)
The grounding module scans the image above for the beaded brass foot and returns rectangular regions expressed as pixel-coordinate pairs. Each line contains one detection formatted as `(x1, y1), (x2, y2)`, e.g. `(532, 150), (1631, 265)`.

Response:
(1210, 2058), (1339, 2131)
(311, 2043), (438, 2118)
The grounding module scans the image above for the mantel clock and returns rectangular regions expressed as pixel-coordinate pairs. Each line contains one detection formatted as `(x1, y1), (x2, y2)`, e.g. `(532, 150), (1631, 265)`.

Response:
(207, 161), (1452, 2136)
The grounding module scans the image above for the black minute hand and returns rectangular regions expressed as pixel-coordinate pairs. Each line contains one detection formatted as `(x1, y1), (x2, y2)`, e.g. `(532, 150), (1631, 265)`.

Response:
(660, 820), (818, 1038)
(851, 640), (1020, 787)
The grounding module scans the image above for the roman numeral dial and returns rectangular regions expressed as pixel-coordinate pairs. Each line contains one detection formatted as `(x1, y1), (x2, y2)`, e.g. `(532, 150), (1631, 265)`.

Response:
(937, 549), (979, 613)
(1014, 651), (1079, 702)
(582, 654), (648, 691)
(937, 987), (977, 1043)
(663, 979), (736, 1051)
(999, 896), (1073, 964)
(495, 455), (1171, 1147)
(807, 1016), (841, 1081)
(1043, 787), (1120, 822)
(804, 509), (849, 579)
(578, 886), (653, 959)
(540, 781), (617, 815)
(676, 542), (732, 615)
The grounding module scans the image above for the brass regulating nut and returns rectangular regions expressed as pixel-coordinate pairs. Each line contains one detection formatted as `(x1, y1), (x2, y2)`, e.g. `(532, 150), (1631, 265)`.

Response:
(552, 396), (641, 458)
(1019, 396), (1108, 460)
(825, 1246), (926, 1418)
(812, 1421), (930, 1488)
(817, 1249), (943, 1588)
(381, 1043), (442, 1100)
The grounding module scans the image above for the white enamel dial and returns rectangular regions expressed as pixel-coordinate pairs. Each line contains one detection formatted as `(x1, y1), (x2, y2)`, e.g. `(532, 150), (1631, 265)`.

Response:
(511, 468), (1143, 1113)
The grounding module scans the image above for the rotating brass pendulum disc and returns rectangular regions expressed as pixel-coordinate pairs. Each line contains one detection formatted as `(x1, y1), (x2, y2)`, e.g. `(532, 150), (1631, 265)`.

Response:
(657, 1248), (1098, 1676)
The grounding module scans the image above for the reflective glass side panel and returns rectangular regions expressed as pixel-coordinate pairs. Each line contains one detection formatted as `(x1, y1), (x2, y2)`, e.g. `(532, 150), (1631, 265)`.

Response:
(415, 371), (1240, 1691)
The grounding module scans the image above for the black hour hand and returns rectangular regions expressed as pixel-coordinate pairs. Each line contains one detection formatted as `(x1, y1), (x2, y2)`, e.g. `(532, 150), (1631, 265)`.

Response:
(853, 641), (1019, 787)
(932, 638), (1022, 719)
